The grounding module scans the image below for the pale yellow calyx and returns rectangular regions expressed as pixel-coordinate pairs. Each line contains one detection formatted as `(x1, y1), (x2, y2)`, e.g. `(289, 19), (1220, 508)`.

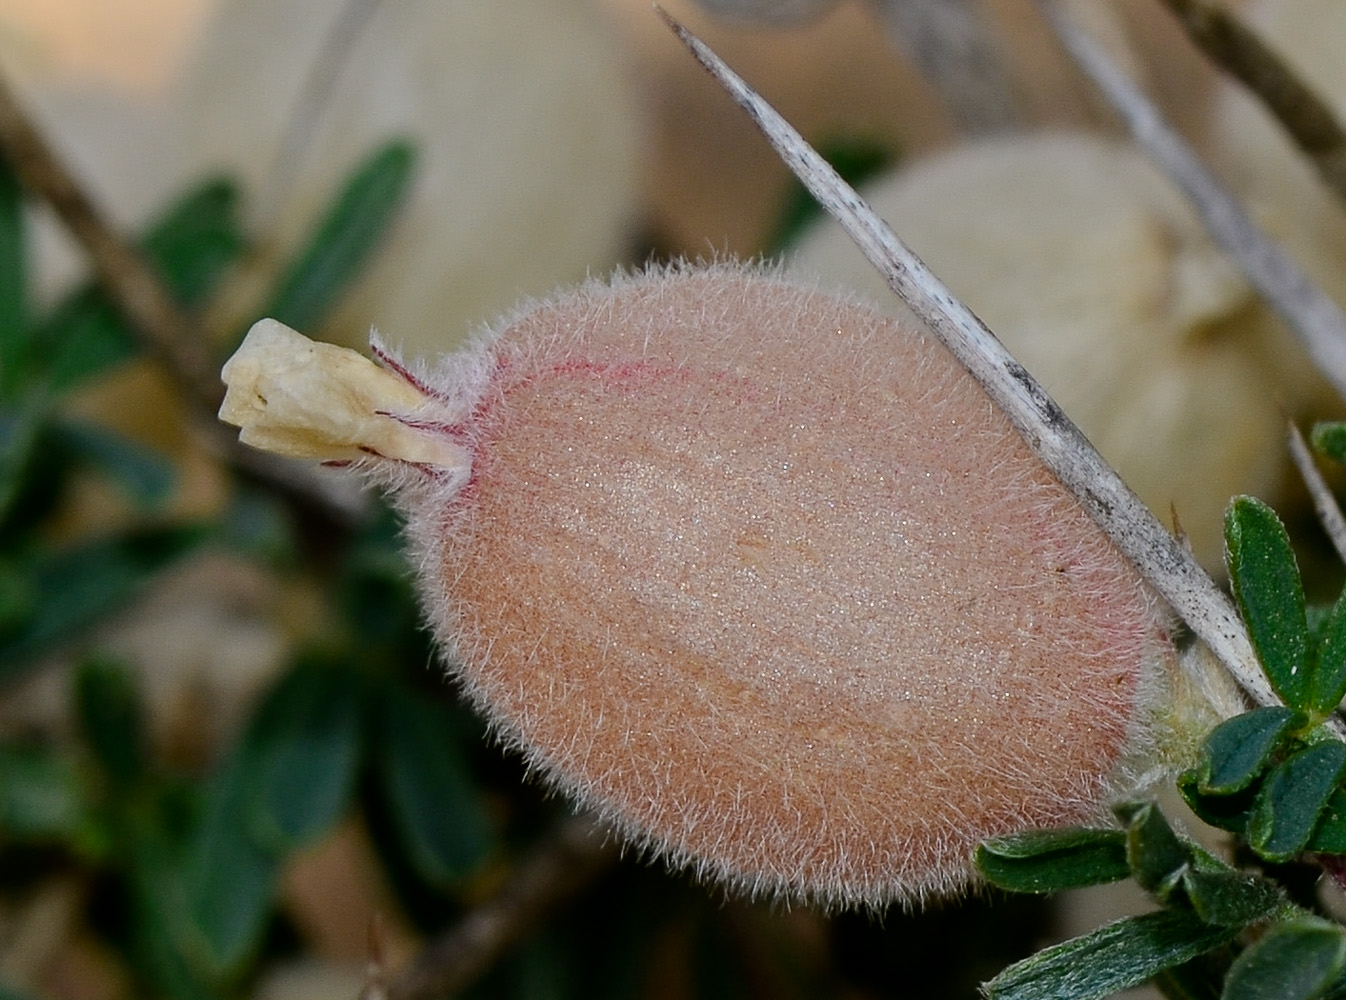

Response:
(219, 319), (467, 470)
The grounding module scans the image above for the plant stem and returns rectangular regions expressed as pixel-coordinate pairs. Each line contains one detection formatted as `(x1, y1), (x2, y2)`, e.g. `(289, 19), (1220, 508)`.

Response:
(1157, 0), (1346, 210)
(387, 815), (617, 1000)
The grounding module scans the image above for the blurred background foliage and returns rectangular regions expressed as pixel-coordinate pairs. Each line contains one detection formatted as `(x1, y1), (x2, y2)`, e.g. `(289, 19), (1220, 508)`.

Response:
(3, 0), (1346, 998)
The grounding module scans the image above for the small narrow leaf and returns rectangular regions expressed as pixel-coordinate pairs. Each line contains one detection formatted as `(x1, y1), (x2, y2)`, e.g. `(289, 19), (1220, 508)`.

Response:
(0, 163), (27, 399)
(1313, 590), (1346, 717)
(0, 745), (89, 842)
(242, 657), (363, 851)
(55, 421), (176, 509)
(31, 177), (244, 395)
(1312, 422), (1346, 466)
(262, 140), (417, 333)
(1249, 741), (1346, 862)
(183, 745), (279, 978)
(1179, 772), (1253, 836)
(0, 525), (206, 681)
(976, 828), (1129, 893)
(1199, 707), (1302, 795)
(982, 910), (1238, 1000)
(1225, 496), (1311, 710)
(377, 682), (492, 886)
(137, 177), (244, 307)
(1180, 866), (1283, 928)
(0, 401), (46, 532)
(1222, 919), (1346, 1000)
(74, 657), (146, 788)
(1123, 802), (1192, 900)
(1307, 789), (1346, 854)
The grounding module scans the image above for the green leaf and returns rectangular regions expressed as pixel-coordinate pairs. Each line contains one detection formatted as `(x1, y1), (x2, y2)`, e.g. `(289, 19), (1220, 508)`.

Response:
(1313, 591), (1346, 717)
(1198, 707), (1302, 795)
(1222, 919), (1346, 1000)
(182, 743), (279, 979)
(0, 744), (89, 841)
(262, 139), (417, 333)
(1122, 802), (1192, 900)
(1180, 866), (1284, 928)
(0, 983), (37, 1000)
(0, 163), (27, 399)
(982, 910), (1239, 1000)
(75, 656), (147, 788)
(0, 401), (47, 532)
(377, 682), (492, 886)
(1225, 496), (1311, 711)
(31, 177), (244, 395)
(241, 656), (363, 851)
(0, 525), (206, 682)
(55, 420), (176, 509)
(1248, 740), (1346, 862)
(977, 828), (1129, 893)
(138, 177), (244, 308)
(1308, 789), (1346, 853)
(1312, 423), (1346, 466)
(1179, 771), (1254, 836)
(30, 289), (135, 394)
(124, 827), (216, 1000)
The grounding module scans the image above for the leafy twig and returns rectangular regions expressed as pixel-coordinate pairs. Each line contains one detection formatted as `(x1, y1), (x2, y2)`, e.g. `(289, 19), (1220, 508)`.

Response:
(1157, 0), (1346, 209)
(1033, 0), (1346, 405)
(1287, 420), (1346, 565)
(0, 71), (222, 410)
(657, 8), (1280, 713)
(387, 815), (617, 1000)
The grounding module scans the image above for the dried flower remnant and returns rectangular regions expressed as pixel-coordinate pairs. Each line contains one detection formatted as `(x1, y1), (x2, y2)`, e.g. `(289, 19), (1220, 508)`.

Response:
(220, 264), (1174, 908)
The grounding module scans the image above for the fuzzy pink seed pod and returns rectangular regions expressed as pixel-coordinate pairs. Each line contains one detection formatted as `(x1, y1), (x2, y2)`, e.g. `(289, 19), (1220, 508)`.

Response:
(221, 263), (1173, 909)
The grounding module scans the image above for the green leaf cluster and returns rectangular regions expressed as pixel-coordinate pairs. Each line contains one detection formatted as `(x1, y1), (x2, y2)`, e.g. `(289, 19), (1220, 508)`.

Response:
(0, 140), (481, 999)
(1174, 496), (1346, 866)
(978, 802), (1346, 1000)
(978, 478), (1346, 1000)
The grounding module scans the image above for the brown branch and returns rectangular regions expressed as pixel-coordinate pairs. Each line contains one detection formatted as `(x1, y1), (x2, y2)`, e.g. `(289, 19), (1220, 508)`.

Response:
(1157, 0), (1346, 208)
(387, 815), (619, 1000)
(0, 71), (222, 410)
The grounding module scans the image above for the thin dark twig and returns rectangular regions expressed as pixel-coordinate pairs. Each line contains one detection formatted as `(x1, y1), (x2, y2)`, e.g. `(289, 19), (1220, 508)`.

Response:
(388, 815), (618, 1000)
(1157, 0), (1346, 208)
(0, 71), (222, 410)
